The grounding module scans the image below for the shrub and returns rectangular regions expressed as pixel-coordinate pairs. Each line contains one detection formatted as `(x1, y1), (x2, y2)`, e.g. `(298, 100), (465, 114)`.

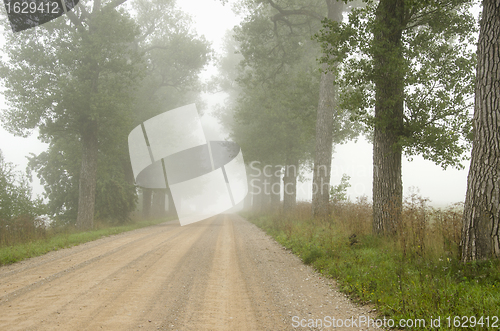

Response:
(0, 150), (46, 246)
(248, 190), (500, 330)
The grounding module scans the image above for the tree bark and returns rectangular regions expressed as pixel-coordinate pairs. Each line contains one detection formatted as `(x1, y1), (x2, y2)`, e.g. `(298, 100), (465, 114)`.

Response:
(461, 0), (500, 261)
(142, 188), (152, 219)
(261, 169), (272, 212)
(311, 0), (343, 219)
(283, 159), (299, 213)
(251, 182), (263, 213)
(270, 165), (282, 211)
(371, 0), (405, 236)
(250, 163), (263, 213)
(76, 120), (99, 230)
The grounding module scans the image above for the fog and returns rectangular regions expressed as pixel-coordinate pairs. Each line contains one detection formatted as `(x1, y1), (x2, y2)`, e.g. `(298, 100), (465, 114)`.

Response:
(0, 0), (470, 207)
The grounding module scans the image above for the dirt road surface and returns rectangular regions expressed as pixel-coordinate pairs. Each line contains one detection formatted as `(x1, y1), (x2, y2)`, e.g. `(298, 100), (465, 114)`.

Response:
(0, 214), (383, 330)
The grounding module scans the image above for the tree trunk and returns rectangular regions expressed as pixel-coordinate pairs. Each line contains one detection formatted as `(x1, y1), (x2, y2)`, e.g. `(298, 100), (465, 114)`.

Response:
(152, 190), (166, 218)
(124, 155), (135, 185)
(311, 0), (343, 219)
(261, 169), (271, 212)
(142, 188), (152, 219)
(371, 0), (405, 236)
(76, 121), (99, 230)
(123, 155), (137, 220)
(461, 0), (500, 261)
(283, 160), (299, 213)
(252, 174), (263, 213)
(270, 165), (281, 211)
(250, 163), (263, 213)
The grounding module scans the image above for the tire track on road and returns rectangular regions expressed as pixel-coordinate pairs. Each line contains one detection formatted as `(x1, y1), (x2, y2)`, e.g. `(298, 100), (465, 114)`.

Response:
(0, 214), (385, 331)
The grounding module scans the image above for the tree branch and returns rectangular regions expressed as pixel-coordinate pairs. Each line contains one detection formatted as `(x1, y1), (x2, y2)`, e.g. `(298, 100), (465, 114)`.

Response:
(266, 0), (324, 21)
(136, 22), (158, 43)
(65, 10), (86, 31)
(71, 2), (90, 22)
(103, 0), (128, 11)
(143, 45), (169, 53)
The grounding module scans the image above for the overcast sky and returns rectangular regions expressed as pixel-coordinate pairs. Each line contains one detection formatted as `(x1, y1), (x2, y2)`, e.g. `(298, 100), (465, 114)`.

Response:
(0, 0), (473, 207)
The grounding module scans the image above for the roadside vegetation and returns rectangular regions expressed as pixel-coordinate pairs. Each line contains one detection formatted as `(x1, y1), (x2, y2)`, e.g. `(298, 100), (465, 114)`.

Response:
(0, 148), (171, 266)
(247, 192), (500, 330)
(0, 216), (169, 266)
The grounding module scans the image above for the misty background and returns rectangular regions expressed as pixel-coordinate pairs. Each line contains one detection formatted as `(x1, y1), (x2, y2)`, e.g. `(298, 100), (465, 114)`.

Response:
(0, 0), (470, 207)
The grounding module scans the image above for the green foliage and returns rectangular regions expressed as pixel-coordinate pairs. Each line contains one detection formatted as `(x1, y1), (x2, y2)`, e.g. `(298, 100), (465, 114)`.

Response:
(0, 4), (144, 226)
(0, 7), (143, 138)
(249, 199), (500, 330)
(222, 0), (360, 169)
(95, 177), (137, 221)
(230, 1), (320, 166)
(233, 63), (320, 165)
(0, 217), (169, 265)
(0, 0), (211, 225)
(329, 173), (351, 202)
(0, 150), (45, 222)
(316, 0), (477, 169)
(130, 0), (212, 123)
(27, 137), (80, 221)
(0, 150), (47, 246)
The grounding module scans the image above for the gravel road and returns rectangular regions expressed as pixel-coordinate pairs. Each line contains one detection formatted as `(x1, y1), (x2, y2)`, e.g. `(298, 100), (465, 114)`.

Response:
(0, 214), (383, 330)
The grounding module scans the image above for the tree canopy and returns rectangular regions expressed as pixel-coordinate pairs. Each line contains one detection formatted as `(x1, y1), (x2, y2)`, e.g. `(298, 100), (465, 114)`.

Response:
(0, 150), (44, 223)
(0, 0), (211, 227)
(317, 0), (477, 168)
(317, 0), (477, 234)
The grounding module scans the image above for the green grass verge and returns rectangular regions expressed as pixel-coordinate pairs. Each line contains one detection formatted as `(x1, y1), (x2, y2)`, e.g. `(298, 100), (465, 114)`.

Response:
(0, 218), (170, 266)
(249, 214), (500, 330)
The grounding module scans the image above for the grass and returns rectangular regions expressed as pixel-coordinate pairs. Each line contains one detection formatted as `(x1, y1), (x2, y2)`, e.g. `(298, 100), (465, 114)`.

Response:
(0, 217), (170, 266)
(247, 194), (500, 330)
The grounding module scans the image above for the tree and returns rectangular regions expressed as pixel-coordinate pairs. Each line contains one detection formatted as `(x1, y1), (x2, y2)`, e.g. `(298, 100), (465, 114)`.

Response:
(1, 3), (143, 229)
(1, 0), (210, 227)
(26, 108), (139, 223)
(0, 150), (44, 223)
(130, 0), (211, 124)
(317, 0), (477, 235)
(220, 0), (358, 214)
(27, 135), (81, 221)
(130, 0), (211, 218)
(461, 0), (500, 261)
(371, 0), (406, 235)
(243, 0), (360, 218)
(214, 4), (317, 213)
(233, 69), (318, 212)
(311, 0), (345, 219)
(233, 32), (319, 212)
(330, 173), (351, 203)
(142, 188), (152, 219)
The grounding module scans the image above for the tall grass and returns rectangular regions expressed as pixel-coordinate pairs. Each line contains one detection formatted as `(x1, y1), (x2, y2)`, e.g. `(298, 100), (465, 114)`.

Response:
(248, 192), (500, 330)
(0, 215), (170, 266)
(0, 215), (48, 247)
